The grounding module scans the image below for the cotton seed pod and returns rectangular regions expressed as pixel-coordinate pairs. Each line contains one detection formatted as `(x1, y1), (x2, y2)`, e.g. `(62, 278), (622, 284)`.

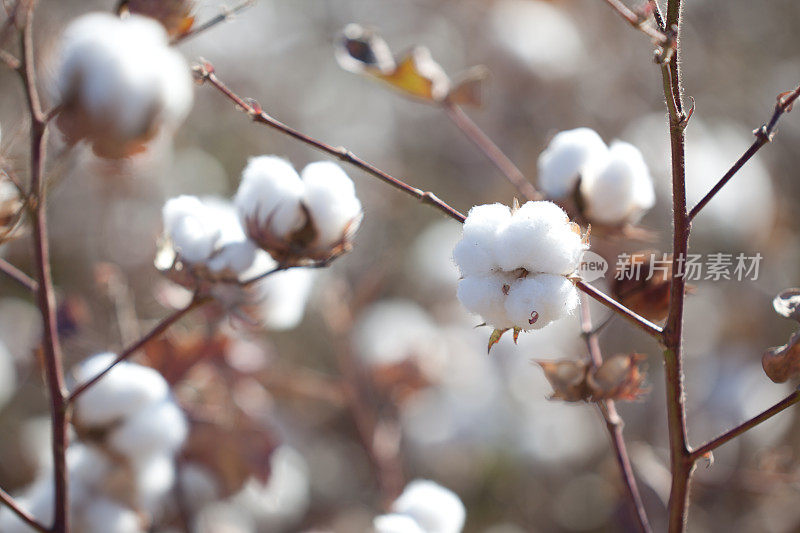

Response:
(586, 353), (647, 401)
(535, 359), (590, 402)
(118, 0), (196, 37)
(235, 157), (363, 265)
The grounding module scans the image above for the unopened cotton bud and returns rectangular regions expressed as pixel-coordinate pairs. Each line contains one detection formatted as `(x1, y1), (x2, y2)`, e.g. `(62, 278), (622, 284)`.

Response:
(56, 13), (193, 158)
(391, 480), (466, 533)
(72, 353), (169, 427)
(537, 127), (607, 199)
(236, 156), (363, 264)
(580, 141), (655, 225)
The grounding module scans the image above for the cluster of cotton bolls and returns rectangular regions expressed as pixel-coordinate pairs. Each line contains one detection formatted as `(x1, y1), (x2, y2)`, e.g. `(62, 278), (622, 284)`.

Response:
(537, 128), (655, 226)
(158, 156), (361, 329)
(453, 201), (585, 331)
(374, 480), (466, 533)
(55, 12), (193, 158)
(0, 354), (187, 532)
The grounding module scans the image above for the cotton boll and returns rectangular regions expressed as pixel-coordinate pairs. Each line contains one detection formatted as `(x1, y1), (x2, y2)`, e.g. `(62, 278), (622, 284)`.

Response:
(353, 300), (442, 367)
(301, 161), (363, 247)
(580, 141), (654, 225)
(235, 156), (306, 239)
(78, 498), (142, 533)
(392, 480), (466, 533)
(493, 201), (584, 275)
(490, 0), (583, 80)
(374, 514), (426, 533)
(504, 274), (579, 330)
(56, 13), (193, 158)
(162, 196), (221, 264)
(68, 444), (114, 492)
(72, 354), (169, 427)
(107, 400), (188, 460)
(135, 453), (177, 510)
(537, 128), (608, 199)
(453, 203), (510, 276)
(457, 273), (514, 329)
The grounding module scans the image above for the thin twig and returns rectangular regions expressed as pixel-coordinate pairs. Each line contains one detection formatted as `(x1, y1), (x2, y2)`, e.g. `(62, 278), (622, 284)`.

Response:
(0, 256), (37, 292)
(601, 0), (669, 44)
(0, 486), (47, 532)
(688, 85), (800, 221)
(691, 390), (800, 461)
(193, 60), (467, 224)
(171, 0), (256, 45)
(18, 4), (71, 531)
(442, 101), (541, 202)
(579, 293), (651, 533)
(575, 280), (663, 338)
(66, 294), (210, 403)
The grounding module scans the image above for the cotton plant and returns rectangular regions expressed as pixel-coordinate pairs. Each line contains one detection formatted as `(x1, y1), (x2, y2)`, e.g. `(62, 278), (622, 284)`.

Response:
(453, 201), (586, 347)
(55, 12), (193, 158)
(235, 156), (363, 265)
(374, 480), (466, 533)
(537, 127), (655, 227)
(0, 354), (188, 532)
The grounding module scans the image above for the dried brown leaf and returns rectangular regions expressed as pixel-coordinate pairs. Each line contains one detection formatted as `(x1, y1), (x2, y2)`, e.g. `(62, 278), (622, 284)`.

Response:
(535, 359), (590, 402)
(762, 331), (800, 383)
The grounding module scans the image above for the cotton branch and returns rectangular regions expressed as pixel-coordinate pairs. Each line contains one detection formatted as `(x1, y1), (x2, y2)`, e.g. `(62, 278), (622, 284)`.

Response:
(442, 101), (542, 202)
(601, 0), (670, 45)
(0, 256), (37, 292)
(578, 293), (652, 533)
(0, 487), (47, 532)
(192, 60), (467, 224)
(575, 280), (663, 338)
(688, 85), (800, 221)
(690, 389), (800, 461)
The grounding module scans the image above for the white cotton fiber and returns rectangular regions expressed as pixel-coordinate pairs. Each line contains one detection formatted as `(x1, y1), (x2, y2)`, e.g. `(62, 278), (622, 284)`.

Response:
(504, 274), (579, 330)
(580, 141), (654, 225)
(391, 479), (466, 533)
(72, 354), (169, 427)
(457, 273), (514, 329)
(538, 127), (608, 198)
(452, 203), (510, 276)
(162, 196), (221, 264)
(79, 498), (142, 533)
(301, 161), (363, 247)
(107, 400), (188, 460)
(235, 156), (306, 238)
(374, 513), (426, 533)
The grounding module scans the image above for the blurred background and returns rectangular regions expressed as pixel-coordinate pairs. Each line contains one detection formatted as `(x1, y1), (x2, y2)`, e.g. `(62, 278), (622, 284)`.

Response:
(1, 0), (800, 531)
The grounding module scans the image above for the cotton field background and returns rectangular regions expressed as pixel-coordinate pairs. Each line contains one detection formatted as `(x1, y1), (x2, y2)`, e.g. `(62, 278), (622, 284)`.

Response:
(1, 0), (800, 532)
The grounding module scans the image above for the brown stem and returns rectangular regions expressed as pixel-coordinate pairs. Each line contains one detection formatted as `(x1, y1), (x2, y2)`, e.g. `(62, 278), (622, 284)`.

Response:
(0, 256), (38, 292)
(0, 486), (47, 532)
(575, 280), (663, 338)
(579, 294), (651, 533)
(442, 102), (541, 202)
(661, 2), (693, 531)
(688, 85), (800, 221)
(18, 5), (71, 531)
(601, 0), (669, 44)
(170, 0), (255, 45)
(66, 294), (210, 403)
(691, 390), (800, 461)
(194, 61), (466, 224)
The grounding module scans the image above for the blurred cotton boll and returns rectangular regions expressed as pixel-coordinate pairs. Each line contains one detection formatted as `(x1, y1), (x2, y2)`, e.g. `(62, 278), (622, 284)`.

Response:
(579, 141), (655, 225)
(235, 156), (363, 264)
(538, 128), (607, 199)
(490, 0), (584, 80)
(374, 513), (426, 533)
(0, 340), (16, 409)
(381, 479), (466, 533)
(55, 13), (193, 159)
(453, 201), (583, 331)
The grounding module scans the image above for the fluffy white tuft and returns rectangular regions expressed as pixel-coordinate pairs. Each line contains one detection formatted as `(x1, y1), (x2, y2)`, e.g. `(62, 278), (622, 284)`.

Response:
(162, 196), (221, 264)
(107, 400), (188, 460)
(452, 203), (511, 277)
(78, 498), (141, 533)
(301, 161), (363, 246)
(374, 513), (426, 533)
(235, 156), (306, 238)
(504, 274), (579, 330)
(456, 273), (515, 330)
(72, 354), (169, 427)
(580, 141), (655, 225)
(391, 479), (466, 533)
(537, 128), (607, 198)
